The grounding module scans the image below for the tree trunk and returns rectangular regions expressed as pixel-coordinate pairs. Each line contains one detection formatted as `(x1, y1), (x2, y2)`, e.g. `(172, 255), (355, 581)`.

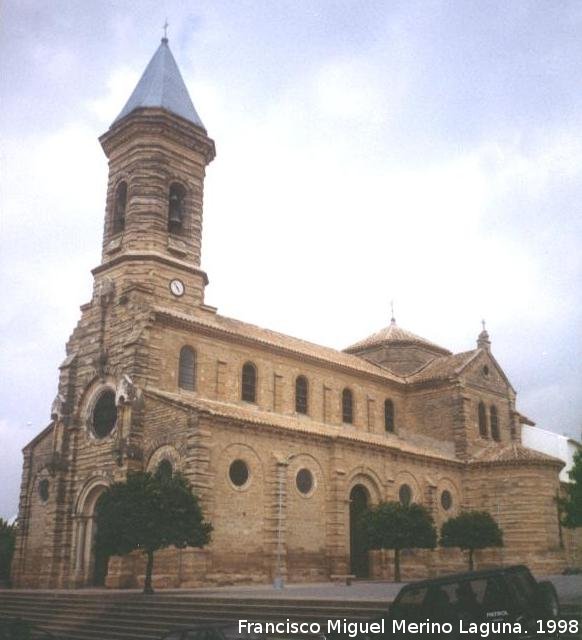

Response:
(143, 550), (155, 594)
(394, 548), (401, 582)
(468, 548), (474, 571)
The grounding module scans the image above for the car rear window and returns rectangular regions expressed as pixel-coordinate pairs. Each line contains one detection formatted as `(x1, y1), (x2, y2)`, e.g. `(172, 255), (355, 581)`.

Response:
(394, 576), (511, 621)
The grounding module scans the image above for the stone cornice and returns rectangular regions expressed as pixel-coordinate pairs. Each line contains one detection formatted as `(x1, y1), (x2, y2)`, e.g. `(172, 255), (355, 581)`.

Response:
(99, 108), (215, 164)
(151, 307), (406, 390)
(143, 387), (463, 469)
(91, 252), (209, 284)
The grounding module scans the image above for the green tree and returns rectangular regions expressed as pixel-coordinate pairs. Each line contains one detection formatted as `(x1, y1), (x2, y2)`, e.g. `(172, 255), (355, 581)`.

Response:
(440, 510), (503, 570)
(559, 449), (582, 528)
(95, 470), (212, 594)
(361, 501), (437, 582)
(0, 518), (16, 582)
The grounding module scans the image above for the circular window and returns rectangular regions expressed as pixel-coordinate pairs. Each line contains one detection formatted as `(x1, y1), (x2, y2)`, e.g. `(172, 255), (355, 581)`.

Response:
(38, 479), (49, 502)
(441, 490), (453, 511)
(92, 390), (117, 438)
(399, 484), (412, 507)
(296, 468), (314, 495)
(229, 459), (249, 487)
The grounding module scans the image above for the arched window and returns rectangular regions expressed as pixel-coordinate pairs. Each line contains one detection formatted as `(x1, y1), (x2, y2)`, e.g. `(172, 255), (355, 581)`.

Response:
(178, 346), (196, 391)
(241, 362), (257, 403)
(342, 388), (353, 424)
(478, 402), (488, 438)
(168, 183), (186, 233)
(295, 375), (308, 414)
(384, 399), (395, 432)
(490, 405), (500, 441)
(113, 181), (127, 233)
(38, 479), (50, 503)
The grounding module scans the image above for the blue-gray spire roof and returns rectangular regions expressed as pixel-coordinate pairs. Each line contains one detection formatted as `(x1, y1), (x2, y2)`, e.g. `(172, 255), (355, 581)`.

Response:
(113, 38), (205, 129)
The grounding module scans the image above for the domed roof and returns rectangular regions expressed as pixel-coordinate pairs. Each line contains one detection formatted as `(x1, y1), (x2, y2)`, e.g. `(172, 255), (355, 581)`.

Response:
(344, 319), (451, 355)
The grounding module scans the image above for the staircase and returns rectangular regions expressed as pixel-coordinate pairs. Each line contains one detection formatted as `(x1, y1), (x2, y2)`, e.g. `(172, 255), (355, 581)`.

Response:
(0, 591), (579, 640)
(0, 591), (387, 640)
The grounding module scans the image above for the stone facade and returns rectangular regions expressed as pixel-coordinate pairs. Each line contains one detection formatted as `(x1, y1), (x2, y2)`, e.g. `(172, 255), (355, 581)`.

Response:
(11, 40), (574, 590)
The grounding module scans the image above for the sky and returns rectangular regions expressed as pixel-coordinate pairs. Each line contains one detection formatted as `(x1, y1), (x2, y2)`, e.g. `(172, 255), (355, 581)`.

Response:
(1, 1), (582, 520)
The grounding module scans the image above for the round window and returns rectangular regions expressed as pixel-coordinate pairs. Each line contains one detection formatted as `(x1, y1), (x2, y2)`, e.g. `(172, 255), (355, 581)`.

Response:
(441, 489), (453, 511)
(229, 459), (249, 487)
(296, 468), (314, 495)
(92, 390), (117, 438)
(38, 479), (49, 502)
(399, 484), (412, 507)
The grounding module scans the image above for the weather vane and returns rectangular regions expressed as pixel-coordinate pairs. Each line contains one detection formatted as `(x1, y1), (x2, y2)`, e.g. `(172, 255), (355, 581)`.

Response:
(163, 18), (169, 40)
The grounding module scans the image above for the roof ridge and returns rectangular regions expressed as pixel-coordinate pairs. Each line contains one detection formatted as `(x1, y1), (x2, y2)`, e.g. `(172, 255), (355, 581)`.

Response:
(145, 387), (459, 463)
(152, 305), (404, 383)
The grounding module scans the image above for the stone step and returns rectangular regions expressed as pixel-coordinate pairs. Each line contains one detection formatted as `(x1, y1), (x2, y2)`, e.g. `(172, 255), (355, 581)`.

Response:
(0, 592), (386, 640)
(0, 592), (579, 640)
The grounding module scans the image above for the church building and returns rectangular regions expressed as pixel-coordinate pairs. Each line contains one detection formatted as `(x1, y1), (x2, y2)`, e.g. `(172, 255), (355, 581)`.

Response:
(11, 38), (568, 589)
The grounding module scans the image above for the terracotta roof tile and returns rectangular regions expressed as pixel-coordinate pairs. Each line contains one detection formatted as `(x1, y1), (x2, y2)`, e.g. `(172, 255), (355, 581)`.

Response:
(470, 442), (563, 466)
(153, 306), (403, 383)
(146, 388), (459, 463)
(345, 321), (450, 355)
(406, 350), (478, 383)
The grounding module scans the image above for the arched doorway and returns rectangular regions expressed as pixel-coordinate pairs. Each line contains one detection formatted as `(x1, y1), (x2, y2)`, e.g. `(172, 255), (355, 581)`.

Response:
(74, 482), (109, 587)
(349, 484), (370, 578)
(91, 493), (109, 586)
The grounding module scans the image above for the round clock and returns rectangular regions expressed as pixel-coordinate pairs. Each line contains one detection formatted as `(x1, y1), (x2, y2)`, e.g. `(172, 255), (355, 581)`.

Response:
(169, 279), (185, 297)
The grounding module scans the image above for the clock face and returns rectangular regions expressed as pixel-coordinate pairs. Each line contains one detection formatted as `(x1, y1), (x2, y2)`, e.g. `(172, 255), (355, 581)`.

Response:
(169, 279), (185, 297)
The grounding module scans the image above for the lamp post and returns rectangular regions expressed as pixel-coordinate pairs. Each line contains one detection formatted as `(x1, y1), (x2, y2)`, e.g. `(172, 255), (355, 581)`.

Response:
(273, 453), (296, 589)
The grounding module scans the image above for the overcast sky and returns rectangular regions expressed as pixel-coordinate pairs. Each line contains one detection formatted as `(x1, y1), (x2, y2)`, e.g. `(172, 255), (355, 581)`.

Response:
(1, 1), (582, 520)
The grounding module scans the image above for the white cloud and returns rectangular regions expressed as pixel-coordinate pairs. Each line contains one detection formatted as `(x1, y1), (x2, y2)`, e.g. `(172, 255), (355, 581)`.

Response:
(0, 419), (38, 520)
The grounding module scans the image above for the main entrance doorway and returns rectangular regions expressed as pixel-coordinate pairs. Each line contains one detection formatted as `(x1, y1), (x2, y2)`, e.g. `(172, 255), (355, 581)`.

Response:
(349, 484), (370, 578)
(74, 483), (110, 587)
(91, 493), (109, 586)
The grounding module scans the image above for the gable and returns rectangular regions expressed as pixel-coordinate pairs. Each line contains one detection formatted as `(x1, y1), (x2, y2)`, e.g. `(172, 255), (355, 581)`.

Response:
(460, 350), (514, 394)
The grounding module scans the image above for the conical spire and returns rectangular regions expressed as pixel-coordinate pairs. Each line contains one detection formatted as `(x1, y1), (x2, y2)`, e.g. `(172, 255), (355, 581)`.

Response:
(113, 38), (205, 129)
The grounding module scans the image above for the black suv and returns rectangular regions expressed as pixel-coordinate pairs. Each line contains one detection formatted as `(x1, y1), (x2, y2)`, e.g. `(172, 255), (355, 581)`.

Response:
(330, 565), (561, 640)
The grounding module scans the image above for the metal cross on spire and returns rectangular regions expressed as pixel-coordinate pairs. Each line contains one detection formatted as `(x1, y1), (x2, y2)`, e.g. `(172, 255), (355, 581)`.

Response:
(163, 18), (169, 41)
(481, 319), (487, 331)
(390, 300), (396, 324)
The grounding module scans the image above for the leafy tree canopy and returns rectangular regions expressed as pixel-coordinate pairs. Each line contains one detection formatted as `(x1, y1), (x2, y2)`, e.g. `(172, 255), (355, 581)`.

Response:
(363, 501), (437, 551)
(95, 470), (212, 592)
(361, 501), (436, 582)
(440, 510), (503, 570)
(0, 518), (16, 581)
(560, 449), (582, 528)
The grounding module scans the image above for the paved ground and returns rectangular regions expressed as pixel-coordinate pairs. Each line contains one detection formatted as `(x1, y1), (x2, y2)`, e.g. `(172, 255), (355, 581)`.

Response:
(185, 575), (582, 604)
(5, 575), (580, 604)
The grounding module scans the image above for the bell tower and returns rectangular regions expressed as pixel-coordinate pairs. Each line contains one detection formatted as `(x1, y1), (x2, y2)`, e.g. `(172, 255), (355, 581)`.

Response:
(95, 37), (215, 308)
